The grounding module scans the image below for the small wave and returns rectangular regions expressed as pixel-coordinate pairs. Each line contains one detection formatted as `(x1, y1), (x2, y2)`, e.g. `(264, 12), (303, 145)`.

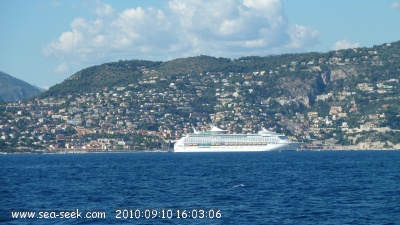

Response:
(233, 184), (245, 188)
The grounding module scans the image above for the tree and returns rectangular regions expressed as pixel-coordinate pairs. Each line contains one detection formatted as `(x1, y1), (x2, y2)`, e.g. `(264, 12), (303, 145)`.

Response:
(0, 139), (8, 150)
(383, 106), (400, 129)
(312, 100), (330, 117)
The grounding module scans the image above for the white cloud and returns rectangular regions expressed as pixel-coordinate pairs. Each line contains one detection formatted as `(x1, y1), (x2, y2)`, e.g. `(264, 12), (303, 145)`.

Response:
(391, 2), (400, 9)
(332, 39), (360, 50)
(285, 24), (320, 49)
(55, 63), (69, 73)
(44, 0), (320, 71)
(94, 1), (115, 16)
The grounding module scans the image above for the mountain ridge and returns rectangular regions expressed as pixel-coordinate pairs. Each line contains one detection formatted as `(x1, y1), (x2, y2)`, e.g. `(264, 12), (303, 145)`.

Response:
(42, 42), (398, 103)
(0, 71), (43, 102)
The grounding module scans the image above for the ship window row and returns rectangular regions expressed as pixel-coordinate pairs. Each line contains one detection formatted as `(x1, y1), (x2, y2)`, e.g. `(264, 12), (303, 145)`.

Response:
(185, 136), (279, 144)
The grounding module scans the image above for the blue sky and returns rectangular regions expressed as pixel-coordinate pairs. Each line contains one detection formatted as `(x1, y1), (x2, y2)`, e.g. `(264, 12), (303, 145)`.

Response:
(1, 0), (399, 89)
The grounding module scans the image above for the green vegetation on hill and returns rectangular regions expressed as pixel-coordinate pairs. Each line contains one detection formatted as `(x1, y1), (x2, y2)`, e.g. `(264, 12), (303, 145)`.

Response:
(41, 60), (162, 98)
(43, 41), (400, 105)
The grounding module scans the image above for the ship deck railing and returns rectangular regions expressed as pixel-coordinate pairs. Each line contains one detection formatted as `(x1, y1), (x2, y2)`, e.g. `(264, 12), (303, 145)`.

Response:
(185, 142), (269, 147)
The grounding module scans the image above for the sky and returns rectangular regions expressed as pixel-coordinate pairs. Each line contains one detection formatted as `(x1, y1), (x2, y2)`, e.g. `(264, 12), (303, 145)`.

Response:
(1, 0), (399, 89)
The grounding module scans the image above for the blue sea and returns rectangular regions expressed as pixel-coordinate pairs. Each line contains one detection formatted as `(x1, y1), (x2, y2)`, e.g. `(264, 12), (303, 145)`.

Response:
(1, 151), (400, 225)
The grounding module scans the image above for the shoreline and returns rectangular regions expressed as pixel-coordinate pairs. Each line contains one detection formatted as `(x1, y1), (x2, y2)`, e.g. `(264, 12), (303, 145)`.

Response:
(1, 148), (399, 154)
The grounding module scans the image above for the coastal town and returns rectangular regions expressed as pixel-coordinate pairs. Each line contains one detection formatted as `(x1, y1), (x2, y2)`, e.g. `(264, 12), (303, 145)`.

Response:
(1, 43), (400, 152)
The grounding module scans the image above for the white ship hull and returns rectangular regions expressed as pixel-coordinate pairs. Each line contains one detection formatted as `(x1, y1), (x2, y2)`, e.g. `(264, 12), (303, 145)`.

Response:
(173, 126), (303, 152)
(174, 142), (302, 152)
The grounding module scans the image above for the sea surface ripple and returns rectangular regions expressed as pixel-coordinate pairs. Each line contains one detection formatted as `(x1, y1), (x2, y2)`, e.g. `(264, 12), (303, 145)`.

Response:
(1, 151), (400, 224)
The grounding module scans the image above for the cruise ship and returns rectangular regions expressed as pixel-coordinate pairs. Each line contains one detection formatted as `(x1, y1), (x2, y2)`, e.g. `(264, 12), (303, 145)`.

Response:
(174, 126), (302, 152)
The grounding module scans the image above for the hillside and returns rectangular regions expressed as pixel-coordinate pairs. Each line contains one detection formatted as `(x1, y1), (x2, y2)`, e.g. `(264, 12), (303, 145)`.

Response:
(41, 41), (400, 115)
(0, 71), (43, 102)
(2, 40), (400, 152)
(41, 60), (162, 97)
